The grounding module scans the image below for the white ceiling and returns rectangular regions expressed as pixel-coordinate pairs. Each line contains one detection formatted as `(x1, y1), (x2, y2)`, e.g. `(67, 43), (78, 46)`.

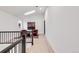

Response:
(0, 6), (47, 17)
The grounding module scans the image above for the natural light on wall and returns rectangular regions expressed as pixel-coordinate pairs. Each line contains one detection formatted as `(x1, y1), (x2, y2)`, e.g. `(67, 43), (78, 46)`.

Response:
(24, 10), (36, 16)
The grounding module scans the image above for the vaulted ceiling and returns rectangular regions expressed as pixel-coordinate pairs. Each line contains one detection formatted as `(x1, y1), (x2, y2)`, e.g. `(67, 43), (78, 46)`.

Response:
(0, 6), (47, 17)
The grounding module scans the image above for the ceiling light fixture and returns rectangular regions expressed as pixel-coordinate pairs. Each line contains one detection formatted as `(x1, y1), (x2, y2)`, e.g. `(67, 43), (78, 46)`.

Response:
(24, 10), (36, 15)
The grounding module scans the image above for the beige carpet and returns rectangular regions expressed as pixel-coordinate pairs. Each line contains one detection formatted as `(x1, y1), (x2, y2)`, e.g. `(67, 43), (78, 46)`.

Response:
(26, 34), (54, 53)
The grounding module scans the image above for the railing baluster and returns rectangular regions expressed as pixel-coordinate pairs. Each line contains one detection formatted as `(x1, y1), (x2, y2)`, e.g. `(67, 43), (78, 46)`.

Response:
(5, 32), (7, 42)
(4, 32), (5, 43)
(16, 45), (18, 53)
(8, 32), (9, 43)
(2, 32), (3, 42)
(0, 32), (1, 43)
(10, 32), (11, 43)
(7, 32), (8, 43)
(12, 32), (15, 42)
(1, 32), (2, 43)
(11, 32), (13, 43)
(18, 42), (21, 53)
(9, 32), (10, 43)
(17, 44), (19, 53)
(14, 46), (17, 53)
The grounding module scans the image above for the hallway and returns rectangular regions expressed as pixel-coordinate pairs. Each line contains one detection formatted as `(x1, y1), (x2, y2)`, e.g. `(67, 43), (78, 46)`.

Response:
(26, 34), (54, 53)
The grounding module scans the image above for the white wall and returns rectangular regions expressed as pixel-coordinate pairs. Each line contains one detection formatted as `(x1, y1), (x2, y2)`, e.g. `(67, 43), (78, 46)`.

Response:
(0, 9), (44, 32)
(45, 6), (79, 53)
(0, 10), (19, 31)
(22, 13), (44, 34)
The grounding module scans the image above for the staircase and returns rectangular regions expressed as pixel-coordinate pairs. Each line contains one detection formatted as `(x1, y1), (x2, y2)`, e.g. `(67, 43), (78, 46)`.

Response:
(0, 30), (33, 53)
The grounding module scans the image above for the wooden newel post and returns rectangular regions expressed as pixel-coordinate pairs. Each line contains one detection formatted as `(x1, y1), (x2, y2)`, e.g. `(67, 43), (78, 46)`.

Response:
(31, 30), (33, 45)
(22, 35), (26, 53)
(21, 30), (27, 53)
